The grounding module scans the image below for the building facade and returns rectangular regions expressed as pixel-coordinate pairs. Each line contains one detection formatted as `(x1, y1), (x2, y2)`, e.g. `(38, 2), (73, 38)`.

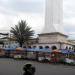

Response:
(30, 32), (74, 51)
(29, 0), (75, 51)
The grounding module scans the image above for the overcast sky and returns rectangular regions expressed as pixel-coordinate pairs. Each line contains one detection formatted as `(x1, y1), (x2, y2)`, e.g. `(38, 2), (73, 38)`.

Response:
(0, 0), (75, 39)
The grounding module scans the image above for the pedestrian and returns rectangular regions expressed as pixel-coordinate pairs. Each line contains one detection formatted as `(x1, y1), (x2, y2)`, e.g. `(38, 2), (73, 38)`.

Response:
(23, 63), (36, 75)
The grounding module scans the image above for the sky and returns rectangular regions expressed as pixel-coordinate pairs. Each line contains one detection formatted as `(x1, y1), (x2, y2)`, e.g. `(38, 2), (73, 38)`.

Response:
(0, 0), (75, 39)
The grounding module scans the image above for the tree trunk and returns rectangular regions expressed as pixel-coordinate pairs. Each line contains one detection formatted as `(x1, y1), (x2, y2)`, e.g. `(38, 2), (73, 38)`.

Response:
(24, 42), (28, 58)
(19, 42), (23, 47)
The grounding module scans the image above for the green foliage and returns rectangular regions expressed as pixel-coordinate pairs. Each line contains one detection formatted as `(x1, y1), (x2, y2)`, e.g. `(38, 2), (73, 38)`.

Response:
(10, 20), (34, 47)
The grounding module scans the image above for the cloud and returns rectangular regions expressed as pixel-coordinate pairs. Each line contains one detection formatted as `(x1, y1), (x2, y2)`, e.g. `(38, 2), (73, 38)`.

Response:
(0, 11), (44, 34)
(63, 0), (75, 25)
(0, 0), (45, 13)
(0, 0), (45, 34)
(63, 0), (75, 38)
(0, 0), (75, 39)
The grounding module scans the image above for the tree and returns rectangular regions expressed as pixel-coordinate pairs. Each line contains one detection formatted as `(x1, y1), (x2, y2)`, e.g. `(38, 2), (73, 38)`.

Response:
(10, 20), (34, 47)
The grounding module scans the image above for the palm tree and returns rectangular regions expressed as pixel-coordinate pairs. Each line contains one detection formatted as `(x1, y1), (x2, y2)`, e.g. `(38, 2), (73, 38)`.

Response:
(10, 20), (34, 47)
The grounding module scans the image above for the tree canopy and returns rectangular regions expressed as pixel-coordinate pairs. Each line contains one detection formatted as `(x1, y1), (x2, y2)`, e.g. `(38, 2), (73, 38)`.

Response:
(10, 20), (34, 47)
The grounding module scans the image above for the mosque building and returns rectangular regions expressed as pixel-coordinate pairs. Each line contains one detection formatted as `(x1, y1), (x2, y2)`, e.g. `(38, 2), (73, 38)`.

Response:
(29, 0), (75, 51)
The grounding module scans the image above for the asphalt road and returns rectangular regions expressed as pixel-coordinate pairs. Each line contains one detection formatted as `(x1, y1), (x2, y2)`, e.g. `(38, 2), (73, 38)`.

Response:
(0, 58), (75, 75)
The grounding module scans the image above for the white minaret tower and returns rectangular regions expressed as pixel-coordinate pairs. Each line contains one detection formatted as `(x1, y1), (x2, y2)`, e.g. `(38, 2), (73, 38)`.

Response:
(42, 0), (65, 34)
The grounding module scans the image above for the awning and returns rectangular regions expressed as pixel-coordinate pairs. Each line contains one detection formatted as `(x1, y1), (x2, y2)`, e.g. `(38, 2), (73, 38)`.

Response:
(52, 50), (61, 53)
(27, 48), (52, 53)
(61, 49), (73, 54)
(3, 48), (16, 51)
(16, 47), (24, 51)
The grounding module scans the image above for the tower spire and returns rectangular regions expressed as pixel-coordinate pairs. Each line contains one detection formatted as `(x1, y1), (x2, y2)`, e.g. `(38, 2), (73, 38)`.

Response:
(42, 0), (65, 34)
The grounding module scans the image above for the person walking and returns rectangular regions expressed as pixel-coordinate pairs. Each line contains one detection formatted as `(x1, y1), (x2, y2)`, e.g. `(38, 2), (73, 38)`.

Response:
(23, 63), (35, 75)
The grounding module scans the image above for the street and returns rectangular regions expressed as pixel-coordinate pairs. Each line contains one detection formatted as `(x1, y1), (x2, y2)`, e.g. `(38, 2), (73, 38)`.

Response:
(0, 58), (75, 75)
